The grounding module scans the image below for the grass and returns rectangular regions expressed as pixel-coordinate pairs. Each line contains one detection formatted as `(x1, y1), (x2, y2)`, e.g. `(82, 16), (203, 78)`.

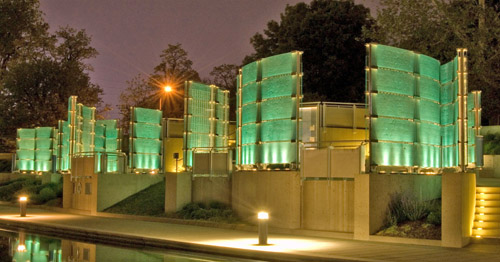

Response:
(104, 181), (166, 216)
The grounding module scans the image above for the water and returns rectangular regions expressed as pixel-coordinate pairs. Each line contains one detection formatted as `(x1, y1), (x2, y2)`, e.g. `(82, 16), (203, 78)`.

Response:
(0, 227), (264, 262)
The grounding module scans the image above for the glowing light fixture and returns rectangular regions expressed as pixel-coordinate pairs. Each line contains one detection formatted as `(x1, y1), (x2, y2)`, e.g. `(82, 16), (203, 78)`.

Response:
(19, 196), (27, 217)
(257, 211), (269, 245)
(164, 85), (172, 93)
(17, 244), (26, 252)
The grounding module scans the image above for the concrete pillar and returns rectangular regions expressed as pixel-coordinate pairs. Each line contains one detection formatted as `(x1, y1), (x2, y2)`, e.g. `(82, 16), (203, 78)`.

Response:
(442, 172), (476, 247)
(354, 173), (370, 240)
(165, 172), (192, 213)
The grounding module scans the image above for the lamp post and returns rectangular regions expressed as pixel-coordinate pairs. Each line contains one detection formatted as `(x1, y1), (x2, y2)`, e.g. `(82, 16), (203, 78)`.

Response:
(19, 196), (27, 217)
(159, 85), (173, 111)
(257, 211), (269, 245)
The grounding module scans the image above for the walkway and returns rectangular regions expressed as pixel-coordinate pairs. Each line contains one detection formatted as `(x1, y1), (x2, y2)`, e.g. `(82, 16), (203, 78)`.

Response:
(0, 205), (499, 262)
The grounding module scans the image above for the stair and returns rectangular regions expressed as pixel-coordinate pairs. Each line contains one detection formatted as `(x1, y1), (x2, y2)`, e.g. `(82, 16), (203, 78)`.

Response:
(473, 187), (500, 240)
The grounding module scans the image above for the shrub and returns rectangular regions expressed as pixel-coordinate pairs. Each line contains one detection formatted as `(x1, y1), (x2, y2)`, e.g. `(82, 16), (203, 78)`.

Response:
(38, 188), (57, 204)
(386, 193), (440, 226)
(177, 201), (238, 223)
(400, 195), (430, 221)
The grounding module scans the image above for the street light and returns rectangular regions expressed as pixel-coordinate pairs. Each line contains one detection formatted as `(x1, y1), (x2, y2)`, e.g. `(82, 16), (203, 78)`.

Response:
(159, 85), (173, 110)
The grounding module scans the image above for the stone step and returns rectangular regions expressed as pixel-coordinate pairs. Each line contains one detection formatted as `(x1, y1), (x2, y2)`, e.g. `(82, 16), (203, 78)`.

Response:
(476, 193), (500, 200)
(475, 213), (500, 221)
(473, 220), (500, 229)
(476, 200), (500, 207)
(475, 206), (500, 214)
(472, 228), (500, 237)
(476, 187), (500, 194)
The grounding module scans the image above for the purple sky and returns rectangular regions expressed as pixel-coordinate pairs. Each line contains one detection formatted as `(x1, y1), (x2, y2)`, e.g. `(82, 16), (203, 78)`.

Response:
(39, 0), (379, 118)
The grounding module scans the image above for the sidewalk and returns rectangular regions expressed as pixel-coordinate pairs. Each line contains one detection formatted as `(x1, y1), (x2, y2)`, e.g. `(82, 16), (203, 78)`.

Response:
(0, 205), (499, 262)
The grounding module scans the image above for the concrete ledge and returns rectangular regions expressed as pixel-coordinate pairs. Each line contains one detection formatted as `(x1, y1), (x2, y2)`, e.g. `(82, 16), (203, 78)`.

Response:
(369, 235), (441, 247)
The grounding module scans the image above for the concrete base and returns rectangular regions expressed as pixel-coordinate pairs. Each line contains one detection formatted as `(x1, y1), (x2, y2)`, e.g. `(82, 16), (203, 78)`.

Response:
(192, 176), (231, 205)
(232, 171), (300, 229)
(442, 172), (476, 248)
(165, 172), (192, 213)
(354, 173), (442, 240)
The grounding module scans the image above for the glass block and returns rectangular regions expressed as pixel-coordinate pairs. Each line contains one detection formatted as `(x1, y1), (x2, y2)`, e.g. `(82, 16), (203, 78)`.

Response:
(132, 138), (161, 153)
(415, 144), (440, 168)
(260, 142), (297, 164)
(261, 75), (297, 99)
(17, 139), (35, 150)
(16, 159), (35, 171)
(132, 153), (161, 169)
(261, 52), (297, 78)
(417, 54), (440, 80)
(440, 58), (456, 84)
(370, 44), (415, 73)
(35, 127), (54, 138)
(371, 118), (415, 143)
(35, 160), (51, 172)
(441, 103), (455, 125)
(241, 144), (257, 165)
(133, 122), (161, 139)
(242, 61), (259, 85)
(415, 99), (440, 123)
(261, 119), (296, 142)
(133, 107), (162, 124)
(372, 93), (414, 119)
(242, 82), (259, 105)
(241, 124), (259, 144)
(370, 142), (414, 167)
(17, 128), (36, 138)
(261, 97), (296, 120)
(36, 138), (53, 149)
(17, 150), (35, 160)
(416, 77), (440, 102)
(241, 103), (258, 124)
(187, 116), (210, 134)
(416, 122), (441, 145)
(371, 68), (415, 96)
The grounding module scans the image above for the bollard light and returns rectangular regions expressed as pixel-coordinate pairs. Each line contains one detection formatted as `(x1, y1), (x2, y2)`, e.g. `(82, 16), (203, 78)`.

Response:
(19, 196), (27, 217)
(257, 211), (269, 245)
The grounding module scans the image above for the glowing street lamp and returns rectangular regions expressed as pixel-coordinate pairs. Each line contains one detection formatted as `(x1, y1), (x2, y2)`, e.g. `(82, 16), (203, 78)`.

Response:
(19, 196), (27, 217)
(257, 211), (269, 245)
(159, 85), (173, 110)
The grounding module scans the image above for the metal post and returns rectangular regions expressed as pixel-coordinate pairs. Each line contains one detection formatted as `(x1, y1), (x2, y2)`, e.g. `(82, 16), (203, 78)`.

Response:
(237, 70), (243, 167)
(258, 212), (269, 245)
(366, 44), (373, 172)
(19, 196), (27, 217)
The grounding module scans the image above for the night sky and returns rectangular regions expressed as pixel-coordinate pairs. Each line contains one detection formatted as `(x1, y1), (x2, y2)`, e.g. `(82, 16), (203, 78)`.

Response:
(39, 0), (379, 118)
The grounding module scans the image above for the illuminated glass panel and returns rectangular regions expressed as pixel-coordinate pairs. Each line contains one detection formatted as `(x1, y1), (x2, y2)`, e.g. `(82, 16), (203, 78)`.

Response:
(130, 107), (162, 170)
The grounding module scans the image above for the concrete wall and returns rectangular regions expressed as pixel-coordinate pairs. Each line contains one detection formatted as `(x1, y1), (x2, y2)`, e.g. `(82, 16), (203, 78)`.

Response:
(165, 172), (192, 212)
(481, 155), (500, 178)
(232, 171), (300, 229)
(302, 180), (354, 232)
(192, 176), (231, 205)
(354, 173), (442, 240)
(442, 172), (476, 248)
(97, 172), (164, 211)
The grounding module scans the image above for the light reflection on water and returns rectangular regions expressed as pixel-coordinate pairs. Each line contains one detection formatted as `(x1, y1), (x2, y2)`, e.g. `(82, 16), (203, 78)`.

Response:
(0, 228), (264, 262)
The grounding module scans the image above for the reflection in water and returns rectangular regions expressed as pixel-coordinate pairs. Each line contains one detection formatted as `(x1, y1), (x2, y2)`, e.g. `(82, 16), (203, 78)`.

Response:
(0, 228), (262, 262)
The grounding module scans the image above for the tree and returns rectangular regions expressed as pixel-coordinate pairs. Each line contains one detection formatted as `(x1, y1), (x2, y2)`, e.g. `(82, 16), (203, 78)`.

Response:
(209, 64), (238, 120)
(0, 1), (103, 151)
(243, 0), (373, 103)
(119, 43), (200, 129)
(367, 0), (500, 125)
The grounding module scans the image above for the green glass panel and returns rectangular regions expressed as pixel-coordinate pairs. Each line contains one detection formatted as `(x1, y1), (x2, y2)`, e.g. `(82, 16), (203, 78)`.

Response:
(241, 124), (259, 144)
(95, 125), (106, 137)
(242, 82), (259, 105)
(242, 61), (259, 85)
(371, 44), (415, 73)
(215, 121), (225, 135)
(17, 139), (35, 149)
(467, 93), (475, 111)
(261, 119), (296, 142)
(132, 153), (161, 169)
(260, 142), (296, 164)
(36, 138), (53, 149)
(442, 125), (456, 146)
(417, 54), (440, 80)
(261, 75), (297, 100)
(372, 93), (414, 119)
(106, 129), (119, 139)
(468, 145), (475, 165)
(442, 146), (457, 167)
(17, 150), (35, 160)
(415, 144), (440, 168)
(416, 77), (440, 102)
(261, 97), (296, 120)
(187, 116), (210, 133)
(440, 82), (454, 104)
(81, 105), (94, 119)
(371, 118), (415, 143)
(35, 160), (51, 172)
(16, 159), (34, 171)
(371, 142), (414, 166)
(215, 136), (226, 148)
(17, 129), (36, 138)
(97, 119), (118, 130)
(416, 122), (441, 145)
(241, 103), (258, 124)
(415, 99), (440, 123)
(440, 58), (456, 84)
(261, 52), (297, 78)
(105, 139), (118, 151)
(132, 138), (161, 153)
(133, 107), (162, 124)
(133, 122), (161, 139)
(82, 121), (94, 132)
(35, 127), (53, 138)
(441, 103), (455, 125)
(371, 68), (415, 96)
(241, 144), (257, 165)
(186, 133), (210, 148)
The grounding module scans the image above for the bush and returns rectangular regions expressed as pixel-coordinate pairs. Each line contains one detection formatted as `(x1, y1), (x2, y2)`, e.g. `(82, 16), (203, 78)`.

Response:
(177, 201), (238, 223)
(37, 188), (57, 204)
(401, 195), (430, 221)
(386, 193), (440, 226)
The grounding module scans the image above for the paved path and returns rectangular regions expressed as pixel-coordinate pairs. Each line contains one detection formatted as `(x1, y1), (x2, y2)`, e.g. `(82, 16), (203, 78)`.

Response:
(0, 205), (499, 262)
